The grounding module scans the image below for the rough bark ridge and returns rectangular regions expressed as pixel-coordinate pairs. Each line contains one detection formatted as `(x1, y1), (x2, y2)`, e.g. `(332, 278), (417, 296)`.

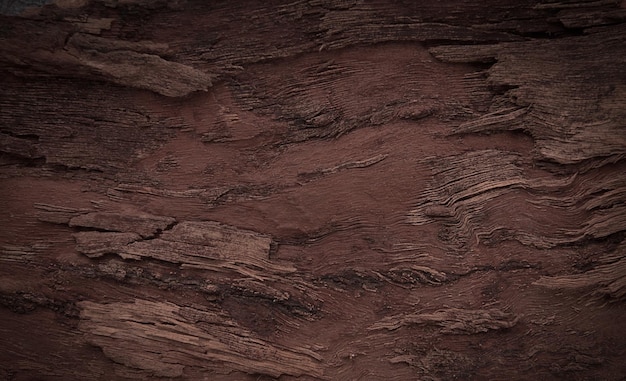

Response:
(1, 0), (625, 380)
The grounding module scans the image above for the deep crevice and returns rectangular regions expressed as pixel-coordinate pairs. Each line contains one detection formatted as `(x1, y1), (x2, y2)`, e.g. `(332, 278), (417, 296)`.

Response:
(0, 152), (46, 167)
(0, 131), (40, 141)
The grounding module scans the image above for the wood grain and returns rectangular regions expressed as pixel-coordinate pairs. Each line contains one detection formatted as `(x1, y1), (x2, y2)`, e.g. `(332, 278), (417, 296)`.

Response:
(1, 0), (625, 380)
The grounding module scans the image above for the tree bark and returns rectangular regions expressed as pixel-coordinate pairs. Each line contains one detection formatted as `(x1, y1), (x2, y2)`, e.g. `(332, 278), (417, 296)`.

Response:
(1, 0), (625, 380)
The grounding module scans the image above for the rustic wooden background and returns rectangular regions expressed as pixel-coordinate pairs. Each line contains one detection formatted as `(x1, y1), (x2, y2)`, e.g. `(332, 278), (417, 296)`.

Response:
(1, 0), (625, 380)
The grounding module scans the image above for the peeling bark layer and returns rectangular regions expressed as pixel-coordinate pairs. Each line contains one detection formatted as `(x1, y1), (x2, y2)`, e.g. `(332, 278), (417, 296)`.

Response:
(1, 0), (625, 380)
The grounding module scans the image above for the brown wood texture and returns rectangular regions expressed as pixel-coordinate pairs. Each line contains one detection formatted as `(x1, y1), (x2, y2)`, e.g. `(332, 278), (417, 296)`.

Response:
(1, 1), (626, 380)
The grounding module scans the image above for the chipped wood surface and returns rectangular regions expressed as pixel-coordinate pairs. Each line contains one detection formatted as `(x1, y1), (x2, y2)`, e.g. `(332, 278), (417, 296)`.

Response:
(1, 0), (626, 380)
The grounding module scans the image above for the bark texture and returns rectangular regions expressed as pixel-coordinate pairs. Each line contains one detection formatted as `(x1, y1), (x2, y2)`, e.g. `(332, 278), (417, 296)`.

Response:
(1, 0), (626, 380)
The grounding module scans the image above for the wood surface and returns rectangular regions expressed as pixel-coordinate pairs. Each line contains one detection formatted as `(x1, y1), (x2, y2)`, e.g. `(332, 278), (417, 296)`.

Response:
(1, 0), (625, 380)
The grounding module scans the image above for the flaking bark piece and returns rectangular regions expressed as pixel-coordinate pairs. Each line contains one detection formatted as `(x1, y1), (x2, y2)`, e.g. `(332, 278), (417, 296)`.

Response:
(69, 212), (176, 238)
